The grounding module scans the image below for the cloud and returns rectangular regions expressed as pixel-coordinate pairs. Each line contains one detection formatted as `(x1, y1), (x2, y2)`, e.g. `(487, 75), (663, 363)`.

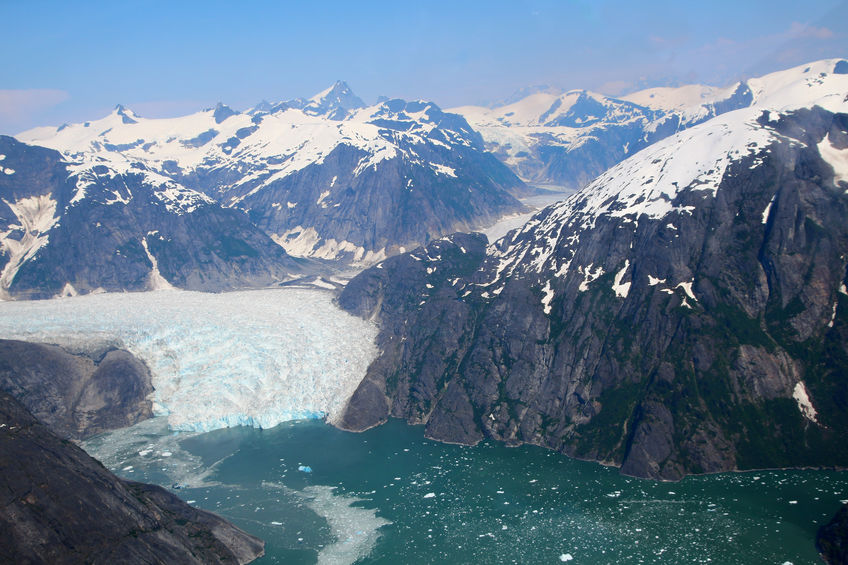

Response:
(787, 22), (834, 40)
(0, 89), (69, 122)
(597, 80), (633, 96)
(0, 89), (69, 133)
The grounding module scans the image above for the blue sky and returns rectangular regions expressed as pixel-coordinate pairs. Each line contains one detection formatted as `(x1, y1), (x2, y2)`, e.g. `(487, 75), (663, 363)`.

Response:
(1, 0), (846, 133)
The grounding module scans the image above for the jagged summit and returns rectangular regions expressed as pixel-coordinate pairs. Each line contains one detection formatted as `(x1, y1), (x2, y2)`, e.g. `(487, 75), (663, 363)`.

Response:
(211, 102), (238, 124)
(113, 104), (138, 124)
(302, 80), (366, 120)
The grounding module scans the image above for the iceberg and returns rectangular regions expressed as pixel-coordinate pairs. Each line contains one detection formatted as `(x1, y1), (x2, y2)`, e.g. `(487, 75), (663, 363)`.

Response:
(0, 288), (378, 432)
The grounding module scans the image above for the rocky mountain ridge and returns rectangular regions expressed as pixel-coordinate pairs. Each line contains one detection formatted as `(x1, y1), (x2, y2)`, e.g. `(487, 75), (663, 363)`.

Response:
(0, 135), (305, 299)
(0, 389), (264, 564)
(337, 62), (848, 480)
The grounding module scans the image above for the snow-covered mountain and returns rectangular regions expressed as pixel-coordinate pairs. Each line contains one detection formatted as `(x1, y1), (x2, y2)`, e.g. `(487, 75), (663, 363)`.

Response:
(19, 84), (526, 265)
(0, 135), (303, 299)
(338, 59), (848, 479)
(451, 58), (847, 187)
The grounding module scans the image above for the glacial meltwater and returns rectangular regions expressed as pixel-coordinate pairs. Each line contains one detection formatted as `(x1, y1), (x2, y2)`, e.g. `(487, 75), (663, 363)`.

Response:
(1, 288), (846, 563)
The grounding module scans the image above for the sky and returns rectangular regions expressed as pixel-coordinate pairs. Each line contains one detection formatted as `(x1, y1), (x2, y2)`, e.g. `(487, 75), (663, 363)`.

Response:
(1, 0), (846, 134)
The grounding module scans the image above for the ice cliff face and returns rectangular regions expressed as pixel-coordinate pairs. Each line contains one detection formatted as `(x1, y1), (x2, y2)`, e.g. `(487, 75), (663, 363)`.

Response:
(338, 61), (848, 480)
(0, 288), (378, 433)
(18, 84), (526, 266)
(451, 59), (846, 187)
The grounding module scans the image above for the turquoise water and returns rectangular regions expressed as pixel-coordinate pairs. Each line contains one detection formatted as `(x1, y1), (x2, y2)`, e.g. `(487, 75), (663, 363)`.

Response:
(84, 417), (847, 564)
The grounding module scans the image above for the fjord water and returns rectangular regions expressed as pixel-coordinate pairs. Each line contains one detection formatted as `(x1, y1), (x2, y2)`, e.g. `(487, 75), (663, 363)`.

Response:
(84, 417), (847, 564)
(0, 289), (844, 563)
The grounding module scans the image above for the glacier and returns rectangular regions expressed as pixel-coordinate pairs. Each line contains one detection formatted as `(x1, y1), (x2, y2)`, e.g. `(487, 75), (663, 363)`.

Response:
(0, 288), (378, 432)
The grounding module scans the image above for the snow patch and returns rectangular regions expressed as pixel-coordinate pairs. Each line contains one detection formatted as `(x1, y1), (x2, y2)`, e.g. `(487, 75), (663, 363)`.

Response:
(56, 283), (78, 298)
(140, 236), (176, 291)
(316, 190), (331, 207)
(677, 280), (697, 302)
(541, 280), (554, 314)
(430, 163), (457, 177)
(648, 275), (666, 286)
(0, 194), (60, 294)
(612, 260), (631, 298)
(578, 264), (604, 292)
(792, 381), (819, 423)
(817, 133), (848, 187)
(273, 226), (385, 265)
(762, 194), (776, 224)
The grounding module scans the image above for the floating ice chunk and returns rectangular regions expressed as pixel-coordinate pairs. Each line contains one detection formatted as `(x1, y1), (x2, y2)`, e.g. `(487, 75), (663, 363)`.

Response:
(298, 465), (313, 473)
(271, 521), (283, 526)
(559, 554), (573, 562)
(302, 485), (390, 565)
(423, 492), (436, 499)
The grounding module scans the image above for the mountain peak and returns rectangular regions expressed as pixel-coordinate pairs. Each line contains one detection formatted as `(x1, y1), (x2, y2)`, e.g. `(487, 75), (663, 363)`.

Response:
(304, 80), (365, 120)
(212, 102), (238, 124)
(112, 104), (138, 124)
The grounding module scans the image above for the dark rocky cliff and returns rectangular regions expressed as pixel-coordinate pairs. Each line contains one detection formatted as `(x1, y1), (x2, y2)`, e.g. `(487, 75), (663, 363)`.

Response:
(0, 390), (264, 564)
(338, 107), (848, 480)
(0, 339), (153, 439)
(819, 503), (848, 565)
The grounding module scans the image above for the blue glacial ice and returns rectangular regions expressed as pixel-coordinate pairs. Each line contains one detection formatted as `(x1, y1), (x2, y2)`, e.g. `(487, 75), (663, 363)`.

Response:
(0, 288), (378, 432)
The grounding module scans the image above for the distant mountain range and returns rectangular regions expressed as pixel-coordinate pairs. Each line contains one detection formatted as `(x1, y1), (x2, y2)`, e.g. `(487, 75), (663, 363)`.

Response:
(17, 82), (526, 268)
(450, 59), (848, 187)
(338, 58), (848, 479)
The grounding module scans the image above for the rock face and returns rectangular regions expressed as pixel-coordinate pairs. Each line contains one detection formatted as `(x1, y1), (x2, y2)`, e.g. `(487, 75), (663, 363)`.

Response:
(451, 59), (844, 187)
(338, 89), (848, 479)
(18, 85), (527, 267)
(0, 339), (153, 439)
(0, 135), (303, 299)
(818, 503), (848, 565)
(0, 390), (264, 564)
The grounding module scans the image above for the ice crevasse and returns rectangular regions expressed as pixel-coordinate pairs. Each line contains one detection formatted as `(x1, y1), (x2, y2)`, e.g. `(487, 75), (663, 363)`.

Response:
(0, 288), (379, 432)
